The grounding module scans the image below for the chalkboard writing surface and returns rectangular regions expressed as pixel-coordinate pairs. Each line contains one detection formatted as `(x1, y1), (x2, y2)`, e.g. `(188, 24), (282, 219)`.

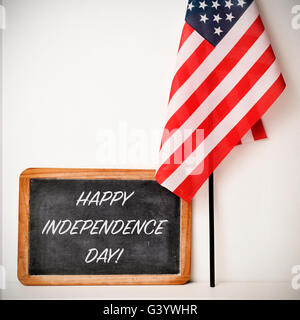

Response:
(18, 169), (192, 286)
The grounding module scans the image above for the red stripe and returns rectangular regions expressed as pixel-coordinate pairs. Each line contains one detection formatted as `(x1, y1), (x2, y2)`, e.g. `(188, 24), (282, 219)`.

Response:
(237, 119), (267, 145)
(169, 74), (286, 202)
(251, 119), (267, 140)
(178, 23), (194, 51)
(162, 17), (264, 146)
(169, 40), (214, 101)
(156, 46), (275, 183)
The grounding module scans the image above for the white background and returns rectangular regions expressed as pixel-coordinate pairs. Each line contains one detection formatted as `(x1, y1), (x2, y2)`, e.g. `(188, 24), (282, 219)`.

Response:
(1, 0), (300, 299)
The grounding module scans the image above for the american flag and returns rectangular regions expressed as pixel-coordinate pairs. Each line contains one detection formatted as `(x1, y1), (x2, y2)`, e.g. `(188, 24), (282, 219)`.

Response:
(156, 0), (286, 202)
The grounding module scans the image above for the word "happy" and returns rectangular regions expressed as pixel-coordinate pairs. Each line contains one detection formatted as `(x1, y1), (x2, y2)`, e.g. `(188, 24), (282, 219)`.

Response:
(76, 191), (135, 207)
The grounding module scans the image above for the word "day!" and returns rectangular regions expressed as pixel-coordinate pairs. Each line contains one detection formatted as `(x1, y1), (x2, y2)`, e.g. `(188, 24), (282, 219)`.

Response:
(85, 248), (124, 264)
(76, 190), (135, 207)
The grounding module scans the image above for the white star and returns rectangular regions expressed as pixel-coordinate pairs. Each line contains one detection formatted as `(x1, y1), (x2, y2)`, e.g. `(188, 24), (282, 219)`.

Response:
(200, 14), (209, 23)
(213, 14), (222, 23)
(225, 0), (234, 9)
(237, 0), (246, 8)
(199, 1), (208, 10)
(211, 1), (221, 10)
(188, 2), (195, 11)
(226, 12), (235, 22)
(214, 27), (223, 36)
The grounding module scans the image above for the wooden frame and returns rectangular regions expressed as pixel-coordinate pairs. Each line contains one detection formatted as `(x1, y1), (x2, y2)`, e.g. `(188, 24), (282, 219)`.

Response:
(18, 168), (192, 286)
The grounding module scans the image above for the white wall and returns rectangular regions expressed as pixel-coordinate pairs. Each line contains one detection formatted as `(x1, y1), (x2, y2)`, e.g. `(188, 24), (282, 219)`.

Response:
(0, 0), (3, 290)
(1, 0), (300, 299)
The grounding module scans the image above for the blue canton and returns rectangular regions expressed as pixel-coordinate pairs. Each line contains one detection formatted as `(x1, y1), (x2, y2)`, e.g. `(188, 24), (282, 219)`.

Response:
(185, 0), (254, 46)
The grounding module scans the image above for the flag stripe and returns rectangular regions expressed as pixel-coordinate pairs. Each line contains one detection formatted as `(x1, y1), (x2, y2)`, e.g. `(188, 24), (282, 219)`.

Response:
(157, 45), (275, 181)
(162, 16), (264, 146)
(159, 29), (270, 166)
(175, 31), (206, 74)
(168, 75), (286, 202)
(237, 118), (267, 145)
(251, 119), (267, 140)
(166, 2), (259, 123)
(159, 61), (282, 191)
(170, 40), (214, 101)
(178, 22), (194, 51)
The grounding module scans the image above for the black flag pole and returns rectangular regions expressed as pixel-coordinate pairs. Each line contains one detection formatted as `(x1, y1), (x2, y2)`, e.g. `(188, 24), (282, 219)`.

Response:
(209, 173), (215, 287)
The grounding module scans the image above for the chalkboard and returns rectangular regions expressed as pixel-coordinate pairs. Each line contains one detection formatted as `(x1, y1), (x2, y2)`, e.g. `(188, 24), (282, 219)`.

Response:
(18, 169), (192, 285)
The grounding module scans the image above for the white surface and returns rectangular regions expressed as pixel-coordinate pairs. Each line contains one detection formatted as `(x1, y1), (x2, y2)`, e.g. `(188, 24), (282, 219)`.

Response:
(0, 265), (5, 290)
(1, 0), (300, 299)
(0, 0), (3, 273)
(1, 281), (299, 300)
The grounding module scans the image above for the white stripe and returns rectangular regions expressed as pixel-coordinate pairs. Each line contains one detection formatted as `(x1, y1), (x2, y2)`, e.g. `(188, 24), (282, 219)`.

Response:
(175, 31), (205, 72)
(241, 130), (254, 144)
(166, 2), (259, 121)
(159, 30), (270, 166)
(162, 61), (281, 191)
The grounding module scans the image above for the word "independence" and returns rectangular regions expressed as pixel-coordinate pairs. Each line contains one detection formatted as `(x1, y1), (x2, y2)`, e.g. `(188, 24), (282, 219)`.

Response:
(42, 219), (169, 236)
